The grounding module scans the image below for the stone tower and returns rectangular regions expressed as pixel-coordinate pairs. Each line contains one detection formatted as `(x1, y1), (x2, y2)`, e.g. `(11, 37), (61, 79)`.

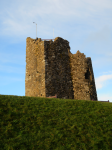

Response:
(25, 37), (98, 101)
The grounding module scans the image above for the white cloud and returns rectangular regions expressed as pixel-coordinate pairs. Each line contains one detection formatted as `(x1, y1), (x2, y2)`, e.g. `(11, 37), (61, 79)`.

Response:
(95, 74), (112, 89)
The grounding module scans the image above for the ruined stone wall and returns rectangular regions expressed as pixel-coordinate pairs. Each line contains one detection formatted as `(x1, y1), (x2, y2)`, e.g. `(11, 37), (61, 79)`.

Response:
(86, 57), (98, 100)
(68, 50), (98, 101)
(44, 37), (74, 99)
(25, 36), (98, 101)
(25, 37), (46, 98)
(25, 37), (74, 99)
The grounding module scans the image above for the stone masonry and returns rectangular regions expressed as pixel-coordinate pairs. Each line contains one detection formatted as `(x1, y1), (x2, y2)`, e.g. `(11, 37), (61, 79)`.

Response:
(25, 37), (98, 101)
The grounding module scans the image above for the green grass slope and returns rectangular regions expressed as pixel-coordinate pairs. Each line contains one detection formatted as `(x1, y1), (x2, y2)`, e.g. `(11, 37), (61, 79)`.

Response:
(0, 94), (112, 150)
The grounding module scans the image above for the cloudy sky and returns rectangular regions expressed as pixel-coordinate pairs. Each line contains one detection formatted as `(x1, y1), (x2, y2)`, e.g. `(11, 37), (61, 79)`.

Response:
(0, 0), (112, 102)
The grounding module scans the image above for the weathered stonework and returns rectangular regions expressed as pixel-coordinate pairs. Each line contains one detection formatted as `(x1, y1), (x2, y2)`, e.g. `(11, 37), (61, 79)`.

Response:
(68, 50), (98, 101)
(25, 37), (98, 101)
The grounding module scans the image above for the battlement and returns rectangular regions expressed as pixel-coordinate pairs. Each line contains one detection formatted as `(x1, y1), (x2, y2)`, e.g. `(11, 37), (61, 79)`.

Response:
(25, 37), (98, 101)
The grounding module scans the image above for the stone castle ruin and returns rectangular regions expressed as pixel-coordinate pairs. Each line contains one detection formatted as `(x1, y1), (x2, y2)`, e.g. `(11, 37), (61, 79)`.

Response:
(25, 37), (98, 101)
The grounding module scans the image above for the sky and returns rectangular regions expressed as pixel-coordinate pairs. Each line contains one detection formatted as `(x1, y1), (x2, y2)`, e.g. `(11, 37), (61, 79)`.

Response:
(0, 0), (112, 102)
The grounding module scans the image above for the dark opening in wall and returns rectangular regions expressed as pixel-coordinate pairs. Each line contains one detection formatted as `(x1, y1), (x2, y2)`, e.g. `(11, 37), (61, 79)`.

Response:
(85, 68), (90, 79)
(41, 94), (42, 96)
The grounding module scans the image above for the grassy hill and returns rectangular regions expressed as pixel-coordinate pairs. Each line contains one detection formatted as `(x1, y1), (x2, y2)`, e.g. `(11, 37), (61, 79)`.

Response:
(0, 94), (112, 150)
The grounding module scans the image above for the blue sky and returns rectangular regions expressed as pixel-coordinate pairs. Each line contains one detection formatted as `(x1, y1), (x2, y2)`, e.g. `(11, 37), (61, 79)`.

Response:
(0, 0), (112, 102)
